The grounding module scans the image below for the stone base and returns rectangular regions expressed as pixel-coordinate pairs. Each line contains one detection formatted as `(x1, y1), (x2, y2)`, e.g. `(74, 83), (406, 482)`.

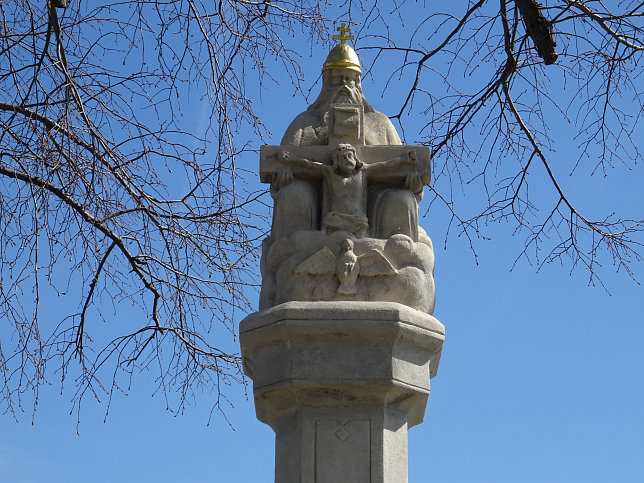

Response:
(240, 301), (445, 483)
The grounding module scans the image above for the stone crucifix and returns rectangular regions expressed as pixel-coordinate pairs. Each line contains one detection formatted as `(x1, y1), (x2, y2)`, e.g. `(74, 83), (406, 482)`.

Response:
(261, 143), (425, 238)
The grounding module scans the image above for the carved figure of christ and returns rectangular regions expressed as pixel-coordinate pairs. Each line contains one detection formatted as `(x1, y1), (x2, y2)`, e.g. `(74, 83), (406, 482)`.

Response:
(277, 143), (416, 236)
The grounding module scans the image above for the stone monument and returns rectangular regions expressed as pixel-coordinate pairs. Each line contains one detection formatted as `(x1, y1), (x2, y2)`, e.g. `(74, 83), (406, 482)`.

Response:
(240, 24), (445, 482)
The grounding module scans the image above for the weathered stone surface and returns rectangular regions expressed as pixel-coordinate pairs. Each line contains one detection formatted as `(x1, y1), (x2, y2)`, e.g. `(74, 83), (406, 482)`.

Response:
(242, 33), (445, 482)
(281, 68), (401, 146)
(259, 144), (435, 314)
(253, 36), (438, 315)
(240, 301), (445, 482)
(260, 230), (436, 313)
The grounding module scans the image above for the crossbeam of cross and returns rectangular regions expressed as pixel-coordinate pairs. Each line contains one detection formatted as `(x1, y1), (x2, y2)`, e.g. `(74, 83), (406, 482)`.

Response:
(259, 145), (430, 185)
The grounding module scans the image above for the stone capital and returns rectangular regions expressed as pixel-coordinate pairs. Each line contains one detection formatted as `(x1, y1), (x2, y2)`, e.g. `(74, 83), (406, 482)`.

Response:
(240, 302), (445, 482)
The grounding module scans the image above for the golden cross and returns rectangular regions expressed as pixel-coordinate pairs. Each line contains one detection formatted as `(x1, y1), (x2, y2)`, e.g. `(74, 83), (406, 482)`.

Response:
(332, 23), (354, 44)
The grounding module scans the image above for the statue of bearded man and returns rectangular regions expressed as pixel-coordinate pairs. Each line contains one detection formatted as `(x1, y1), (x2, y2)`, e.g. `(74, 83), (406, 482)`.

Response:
(270, 40), (420, 242)
(281, 67), (402, 146)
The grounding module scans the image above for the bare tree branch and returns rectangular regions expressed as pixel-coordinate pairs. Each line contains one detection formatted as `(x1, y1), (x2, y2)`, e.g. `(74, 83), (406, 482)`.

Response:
(1, 0), (642, 424)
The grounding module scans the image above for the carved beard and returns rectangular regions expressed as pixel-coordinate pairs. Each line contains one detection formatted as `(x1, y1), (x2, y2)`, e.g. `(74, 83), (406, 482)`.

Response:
(308, 80), (374, 121)
(330, 85), (362, 105)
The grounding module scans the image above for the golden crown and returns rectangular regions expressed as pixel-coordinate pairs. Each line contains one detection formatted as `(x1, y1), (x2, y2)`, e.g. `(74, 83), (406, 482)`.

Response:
(323, 23), (362, 74)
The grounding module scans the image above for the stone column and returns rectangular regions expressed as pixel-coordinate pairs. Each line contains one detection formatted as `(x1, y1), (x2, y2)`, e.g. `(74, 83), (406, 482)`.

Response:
(240, 301), (444, 483)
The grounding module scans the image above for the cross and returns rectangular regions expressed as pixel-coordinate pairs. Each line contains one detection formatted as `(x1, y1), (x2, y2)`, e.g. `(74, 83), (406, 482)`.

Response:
(259, 145), (430, 185)
(333, 23), (354, 44)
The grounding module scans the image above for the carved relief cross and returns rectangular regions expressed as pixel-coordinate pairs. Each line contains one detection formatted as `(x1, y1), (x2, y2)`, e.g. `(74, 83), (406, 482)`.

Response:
(259, 144), (430, 186)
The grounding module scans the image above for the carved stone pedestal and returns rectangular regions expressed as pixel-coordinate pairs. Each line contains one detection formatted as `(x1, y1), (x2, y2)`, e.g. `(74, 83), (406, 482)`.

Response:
(240, 301), (445, 483)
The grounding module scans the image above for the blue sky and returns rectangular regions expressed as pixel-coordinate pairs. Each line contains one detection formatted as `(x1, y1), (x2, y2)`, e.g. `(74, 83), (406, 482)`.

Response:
(2, 237), (643, 482)
(2, 2), (643, 482)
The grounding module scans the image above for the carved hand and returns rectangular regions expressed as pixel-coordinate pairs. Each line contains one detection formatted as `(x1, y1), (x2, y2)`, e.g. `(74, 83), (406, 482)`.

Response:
(273, 166), (294, 191)
(405, 170), (424, 201)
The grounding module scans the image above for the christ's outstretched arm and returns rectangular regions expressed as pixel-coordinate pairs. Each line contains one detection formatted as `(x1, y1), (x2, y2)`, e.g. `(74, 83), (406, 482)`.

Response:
(362, 150), (417, 174)
(277, 150), (329, 174)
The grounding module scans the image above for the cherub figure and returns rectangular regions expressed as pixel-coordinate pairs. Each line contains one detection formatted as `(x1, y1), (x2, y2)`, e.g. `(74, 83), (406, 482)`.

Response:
(277, 144), (416, 237)
(294, 238), (397, 296)
(336, 238), (359, 295)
